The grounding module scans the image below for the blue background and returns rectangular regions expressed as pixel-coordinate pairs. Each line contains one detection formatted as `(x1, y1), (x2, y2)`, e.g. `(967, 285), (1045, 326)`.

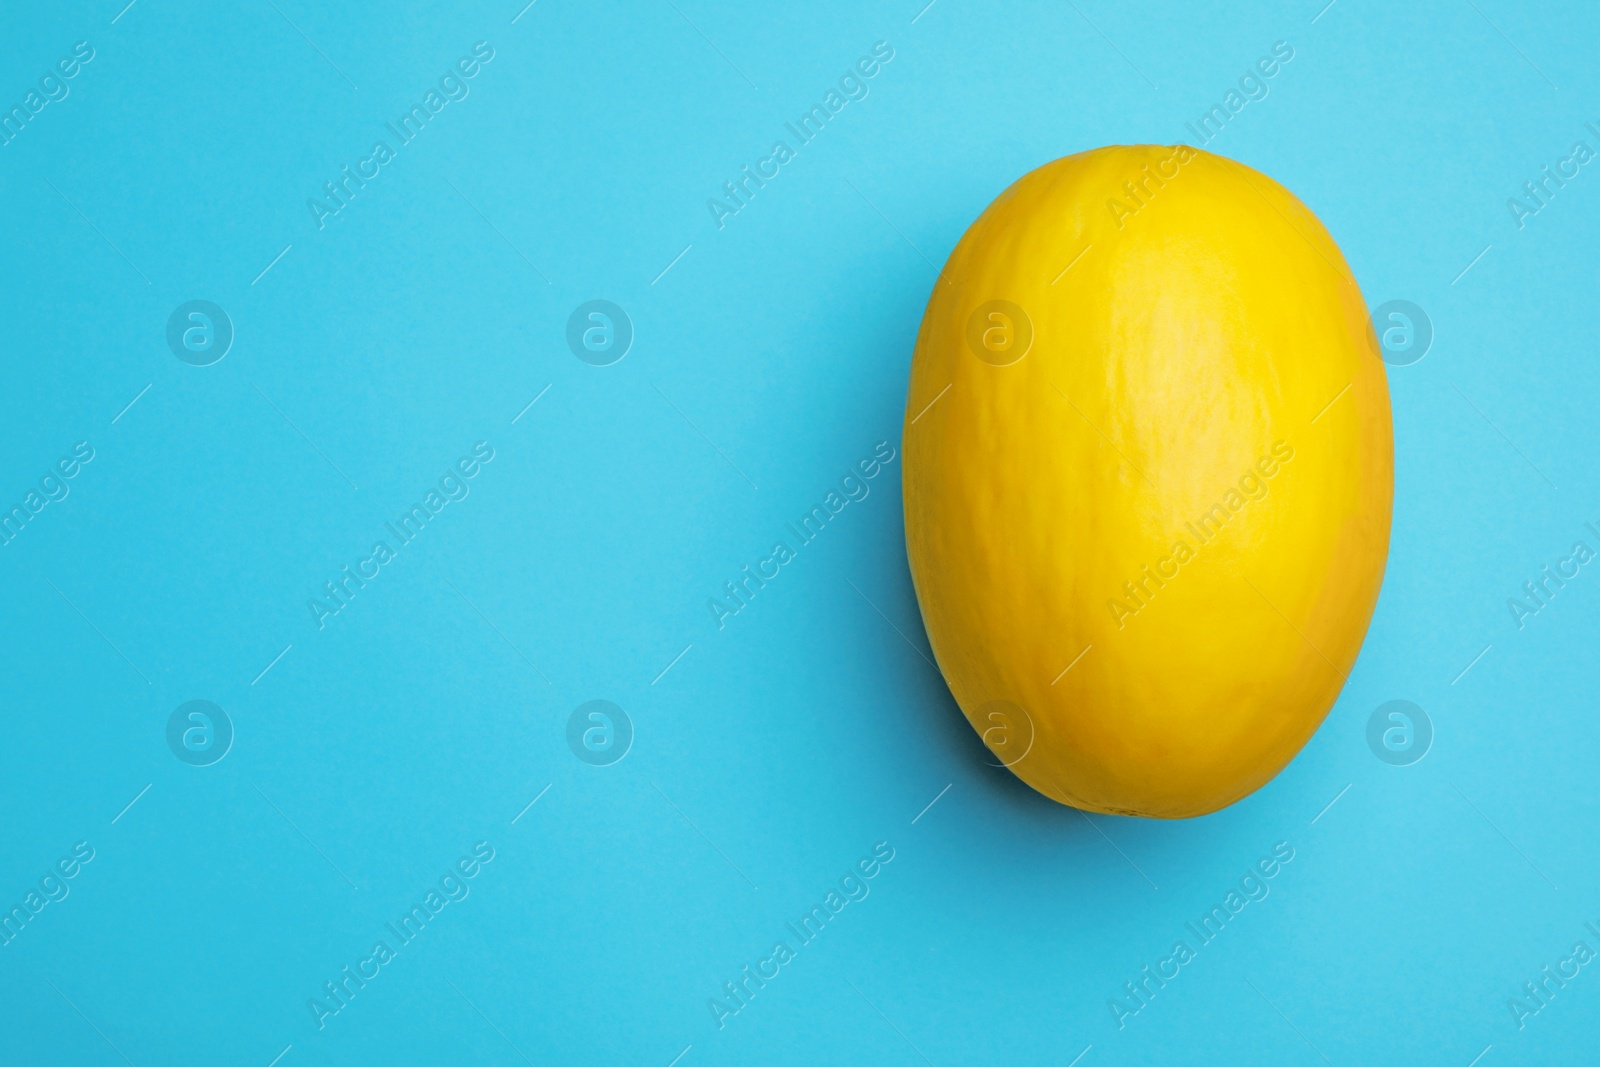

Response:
(1, 0), (1596, 1064)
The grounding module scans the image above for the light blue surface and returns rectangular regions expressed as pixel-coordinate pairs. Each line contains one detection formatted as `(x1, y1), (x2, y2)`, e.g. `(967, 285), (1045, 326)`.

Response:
(1, 1), (1596, 1063)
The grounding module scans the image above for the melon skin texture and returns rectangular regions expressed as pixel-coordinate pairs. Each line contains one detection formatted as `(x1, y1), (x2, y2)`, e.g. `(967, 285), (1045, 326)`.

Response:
(903, 144), (1393, 819)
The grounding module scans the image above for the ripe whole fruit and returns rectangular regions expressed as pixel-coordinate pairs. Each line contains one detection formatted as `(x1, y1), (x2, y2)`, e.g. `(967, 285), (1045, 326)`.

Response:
(902, 145), (1393, 819)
